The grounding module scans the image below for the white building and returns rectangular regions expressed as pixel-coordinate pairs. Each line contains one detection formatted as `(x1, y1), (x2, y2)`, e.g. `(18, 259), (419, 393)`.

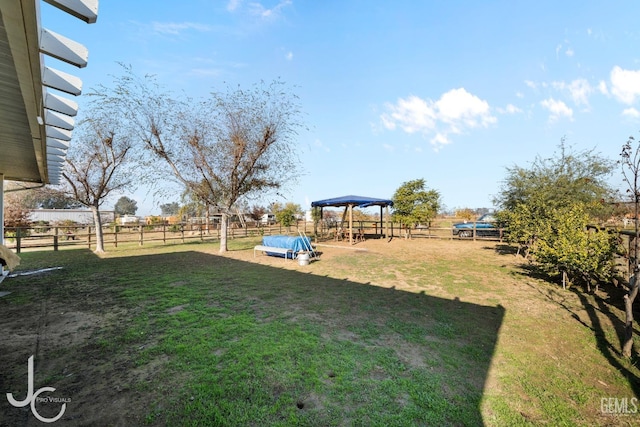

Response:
(29, 209), (114, 225)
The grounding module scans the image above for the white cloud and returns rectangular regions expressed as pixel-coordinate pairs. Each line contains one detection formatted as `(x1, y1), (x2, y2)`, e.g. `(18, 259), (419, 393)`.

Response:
(313, 139), (330, 152)
(249, 0), (292, 19)
(151, 22), (212, 35)
(598, 80), (609, 95)
(552, 78), (592, 106)
(623, 107), (640, 119)
(227, 0), (242, 12)
(497, 104), (522, 114)
(381, 95), (436, 134)
(381, 88), (496, 150)
(435, 88), (496, 127)
(565, 48), (574, 57)
(610, 66), (640, 105)
(540, 98), (573, 122)
(430, 133), (450, 150)
(525, 80), (537, 90)
(189, 68), (223, 77)
(285, 51), (293, 61)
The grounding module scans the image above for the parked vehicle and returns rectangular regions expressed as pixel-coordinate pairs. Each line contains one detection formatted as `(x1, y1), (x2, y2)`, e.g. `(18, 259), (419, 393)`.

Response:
(452, 213), (500, 238)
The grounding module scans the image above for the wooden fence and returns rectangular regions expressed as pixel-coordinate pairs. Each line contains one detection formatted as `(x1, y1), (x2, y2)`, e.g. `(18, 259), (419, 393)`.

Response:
(2, 219), (505, 253)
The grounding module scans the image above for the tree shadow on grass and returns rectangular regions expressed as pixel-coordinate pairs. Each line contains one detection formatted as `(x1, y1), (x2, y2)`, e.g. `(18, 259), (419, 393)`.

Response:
(489, 245), (640, 397)
(491, 244), (519, 256)
(0, 248), (505, 426)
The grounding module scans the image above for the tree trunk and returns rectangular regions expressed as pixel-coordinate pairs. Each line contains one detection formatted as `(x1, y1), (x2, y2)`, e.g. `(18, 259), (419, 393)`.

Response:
(90, 205), (105, 253)
(623, 272), (639, 357)
(625, 191), (640, 358)
(219, 211), (228, 253)
(205, 204), (210, 235)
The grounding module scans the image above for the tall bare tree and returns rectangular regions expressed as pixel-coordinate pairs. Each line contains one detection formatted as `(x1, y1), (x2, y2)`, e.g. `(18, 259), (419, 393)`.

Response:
(62, 112), (135, 253)
(620, 135), (640, 357)
(103, 68), (305, 252)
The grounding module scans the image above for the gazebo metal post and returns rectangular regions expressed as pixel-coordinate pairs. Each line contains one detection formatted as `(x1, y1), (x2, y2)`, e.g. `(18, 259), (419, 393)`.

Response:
(385, 205), (390, 239)
(349, 204), (354, 244)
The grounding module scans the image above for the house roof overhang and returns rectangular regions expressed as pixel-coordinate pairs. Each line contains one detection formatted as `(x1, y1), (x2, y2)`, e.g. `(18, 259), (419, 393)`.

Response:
(0, 0), (98, 185)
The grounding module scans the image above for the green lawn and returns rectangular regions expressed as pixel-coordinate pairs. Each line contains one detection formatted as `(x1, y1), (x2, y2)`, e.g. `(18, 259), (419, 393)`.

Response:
(0, 238), (638, 426)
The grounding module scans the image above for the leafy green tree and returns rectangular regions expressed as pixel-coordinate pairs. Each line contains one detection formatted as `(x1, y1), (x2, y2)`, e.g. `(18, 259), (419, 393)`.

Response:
(495, 140), (615, 220)
(496, 140), (615, 257)
(26, 187), (82, 209)
(272, 202), (302, 228)
(114, 196), (138, 216)
(455, 208), (475, 221)
(531, 203), (617, 290)
(391, 179), (441, 238)
(160, 202), (180, 216)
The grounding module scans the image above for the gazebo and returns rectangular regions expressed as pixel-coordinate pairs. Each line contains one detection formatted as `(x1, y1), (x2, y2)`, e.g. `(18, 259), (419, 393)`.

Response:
(311, 195), (393, 244)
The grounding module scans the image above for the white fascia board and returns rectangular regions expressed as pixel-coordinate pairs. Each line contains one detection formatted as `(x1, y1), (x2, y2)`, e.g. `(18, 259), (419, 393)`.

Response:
(48, 147), (67, 156)
(40, 28), (89, 68)
(43, 0), (99, 24)
(46, 137), (71, 150)
(42, 66), (82, 95)
(44, 109), (75, 131)
(43, 89), (78, 116)
(46, 125), (72, 141)
(47, 154), (66, 162)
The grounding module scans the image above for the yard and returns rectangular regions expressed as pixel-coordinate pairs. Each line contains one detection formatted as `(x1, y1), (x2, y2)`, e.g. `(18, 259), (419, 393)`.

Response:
(0, 237), (638, 426)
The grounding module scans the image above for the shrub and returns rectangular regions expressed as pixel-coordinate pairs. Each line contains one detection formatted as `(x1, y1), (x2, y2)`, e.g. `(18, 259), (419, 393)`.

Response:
(530, 203), (619, 290)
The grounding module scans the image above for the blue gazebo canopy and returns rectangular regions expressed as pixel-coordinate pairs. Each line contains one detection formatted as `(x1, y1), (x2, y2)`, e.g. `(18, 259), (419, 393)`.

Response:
(311, 195), (393, 243)
(311, 195), (393, 208)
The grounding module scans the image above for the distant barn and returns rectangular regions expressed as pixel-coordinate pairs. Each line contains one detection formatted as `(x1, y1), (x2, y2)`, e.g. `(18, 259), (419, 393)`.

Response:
(28, 209), (115, 225)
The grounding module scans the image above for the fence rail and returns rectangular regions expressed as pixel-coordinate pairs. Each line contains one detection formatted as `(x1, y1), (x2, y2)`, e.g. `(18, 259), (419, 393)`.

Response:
(2, 220), (505, 253)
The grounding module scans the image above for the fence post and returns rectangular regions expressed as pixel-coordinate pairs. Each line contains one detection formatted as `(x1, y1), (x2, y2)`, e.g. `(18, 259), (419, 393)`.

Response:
(163, 223), (166, 244)
(114, 226), (118, 248)
(181, 223), (185, 244)
(139, 226), (144, 246)
(200, 221), (203, 241)
(87, 226), (91, 250)
(16, 227), (21, 254)
(53, 227), (59, 251)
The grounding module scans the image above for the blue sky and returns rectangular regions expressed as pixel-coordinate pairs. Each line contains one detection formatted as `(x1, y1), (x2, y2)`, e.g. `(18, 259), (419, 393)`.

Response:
(42, 1), (640, 215)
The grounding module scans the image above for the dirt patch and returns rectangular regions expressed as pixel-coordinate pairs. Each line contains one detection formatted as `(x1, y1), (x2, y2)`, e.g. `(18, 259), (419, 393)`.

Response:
(166, 304), (187, 314)
(0, 277), (166, 426)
